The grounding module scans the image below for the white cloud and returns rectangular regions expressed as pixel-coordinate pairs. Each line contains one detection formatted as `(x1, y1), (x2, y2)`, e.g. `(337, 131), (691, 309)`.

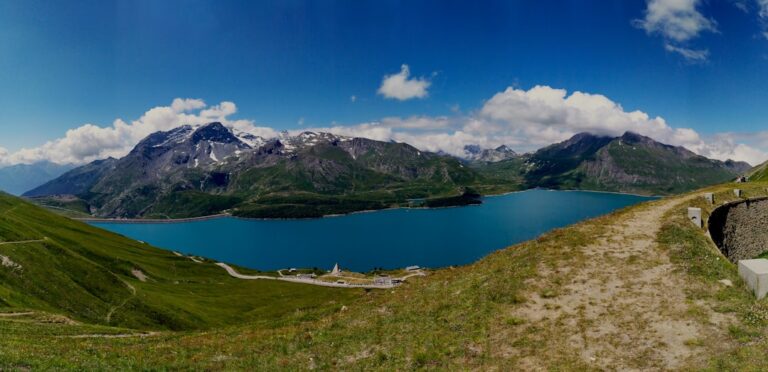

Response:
(733, 0), (750, 13)
(635, 0), (716, 42)
(0, 147), (8, 167)
(476, 85), (766, 164)
(478, 85), (682, 145)
(664, 43), (709, 61)
(635, 0), (716, 60)
(350, 95), (357, 103)
(171, 98), (206, 112)
(754, 0), (768, 39)
(2, 87), (766, 168)
(377, 64), (431, 100)
(759, 0), (768, 17)
(0, 99), (277, 166)
(379, 116), (452, 130)
(306, 85), (768, 165)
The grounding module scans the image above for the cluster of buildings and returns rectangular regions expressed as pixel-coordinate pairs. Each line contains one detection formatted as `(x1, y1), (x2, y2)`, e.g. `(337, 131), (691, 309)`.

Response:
(283, 262), (422, 287)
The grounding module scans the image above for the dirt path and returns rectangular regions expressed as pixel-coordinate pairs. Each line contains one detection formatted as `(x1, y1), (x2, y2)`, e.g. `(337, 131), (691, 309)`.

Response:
(64, 332), (160, 339)
(105, 279), (136, 324)
(0, 238), (47, 246)
(507, 195), (722, 370)
(0, 312), (35, 317)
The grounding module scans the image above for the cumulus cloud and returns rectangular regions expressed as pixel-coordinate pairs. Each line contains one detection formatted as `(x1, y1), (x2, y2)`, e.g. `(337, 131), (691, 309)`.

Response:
(689, 133), (768, 164)
(635, 0), (716, 61)
(0, 99), (277, 166)
(377, 64), (431, 100)
(2, 87), (766, 168)
(305, 85), (768, 165)
(635, 0), (716, 42)
(171, 98), (206, 112)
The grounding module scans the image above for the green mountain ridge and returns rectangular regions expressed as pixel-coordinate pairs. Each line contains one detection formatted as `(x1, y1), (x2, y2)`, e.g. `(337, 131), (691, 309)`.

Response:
(475, 131), (750, 195)
(24, 125), (748, 219)
(24, 123), (497, 218)
(748, 159), (768, 181)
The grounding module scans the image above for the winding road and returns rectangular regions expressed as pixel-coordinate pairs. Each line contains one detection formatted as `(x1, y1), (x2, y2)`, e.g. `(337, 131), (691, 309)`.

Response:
(215, 262), (424, 289)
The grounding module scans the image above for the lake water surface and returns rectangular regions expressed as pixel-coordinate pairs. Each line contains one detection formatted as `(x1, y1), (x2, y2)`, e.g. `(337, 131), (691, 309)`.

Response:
(91, 189), (656, 272)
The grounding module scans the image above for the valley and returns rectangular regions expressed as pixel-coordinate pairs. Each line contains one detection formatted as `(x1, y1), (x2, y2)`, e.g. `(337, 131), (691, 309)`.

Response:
(5, 182), (768, 369)
(21, 123), (748, 220)
(5, 2), (768, 370)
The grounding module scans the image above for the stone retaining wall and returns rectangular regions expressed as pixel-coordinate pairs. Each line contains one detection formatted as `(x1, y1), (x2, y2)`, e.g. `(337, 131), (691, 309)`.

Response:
(709, 197), (768, 262)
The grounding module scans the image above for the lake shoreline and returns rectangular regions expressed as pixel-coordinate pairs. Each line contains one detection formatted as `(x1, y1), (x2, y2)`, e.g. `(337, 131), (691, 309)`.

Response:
(82, 188), (658, 224)
(90, 190), (655, 272)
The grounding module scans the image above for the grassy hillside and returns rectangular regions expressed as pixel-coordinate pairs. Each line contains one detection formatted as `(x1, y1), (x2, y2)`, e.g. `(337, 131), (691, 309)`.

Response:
(749, 160), (768, 181)
(7, 183), (768, 369)
(0, 192), (363, 331)
(575, 139), (740, 194)
(474, 132), (743, 196)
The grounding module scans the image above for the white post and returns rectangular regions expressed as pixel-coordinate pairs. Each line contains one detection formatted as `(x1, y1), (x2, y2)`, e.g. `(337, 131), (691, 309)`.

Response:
(687, 207), (702, 228)
(704, 193), (714, 204)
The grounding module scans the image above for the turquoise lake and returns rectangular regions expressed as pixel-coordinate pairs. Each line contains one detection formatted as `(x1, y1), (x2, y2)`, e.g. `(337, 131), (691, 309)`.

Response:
(91, 189), (655, 272)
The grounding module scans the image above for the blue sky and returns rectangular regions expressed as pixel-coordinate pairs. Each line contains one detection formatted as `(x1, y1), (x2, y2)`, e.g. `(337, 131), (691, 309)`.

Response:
(2, 0), (768, 164)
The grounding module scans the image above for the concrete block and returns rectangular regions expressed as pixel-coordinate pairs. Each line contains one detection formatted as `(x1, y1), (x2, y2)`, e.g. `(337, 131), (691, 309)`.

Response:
(734, 189), (742, 197)
(704, 193), (714, 204)
(688, 207), (702, 228)
(738, 259), (768, 300)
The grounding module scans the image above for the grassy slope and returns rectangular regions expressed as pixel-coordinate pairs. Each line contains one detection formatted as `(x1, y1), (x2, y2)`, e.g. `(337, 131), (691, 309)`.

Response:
(0, 192), (363, 332)
(2, 190), (607, 369)
(7, 184), (768, 369)
(748, 160), (768, 181)
(658, 183), (768, 370)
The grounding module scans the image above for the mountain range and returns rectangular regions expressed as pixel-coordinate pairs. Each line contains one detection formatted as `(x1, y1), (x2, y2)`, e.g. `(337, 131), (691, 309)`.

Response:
(476, 131), (751, 195)
(462, 144), (518, 163)
(0, 162), (74, 195)
(25, 122), (480, 218)
(24, 123), (750, 219)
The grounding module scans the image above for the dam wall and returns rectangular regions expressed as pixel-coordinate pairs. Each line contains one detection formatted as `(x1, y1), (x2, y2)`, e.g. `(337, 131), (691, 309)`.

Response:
(709, 197), (768, 262)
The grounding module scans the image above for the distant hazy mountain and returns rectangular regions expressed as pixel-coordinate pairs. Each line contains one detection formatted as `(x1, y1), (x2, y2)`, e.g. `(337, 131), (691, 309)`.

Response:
(476, 131), (750, 195)
(462, 144), (518, 163)
(0, 161), (74, 195)
(27, 122), (479, 218)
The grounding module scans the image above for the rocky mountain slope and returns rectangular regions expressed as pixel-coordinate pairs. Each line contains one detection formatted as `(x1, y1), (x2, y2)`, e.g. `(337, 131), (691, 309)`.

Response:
(26, 122), (480, 218)
(26, 124), (748, 218)
(475, 131), (750, 195)
(462, 144), (518, 163)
